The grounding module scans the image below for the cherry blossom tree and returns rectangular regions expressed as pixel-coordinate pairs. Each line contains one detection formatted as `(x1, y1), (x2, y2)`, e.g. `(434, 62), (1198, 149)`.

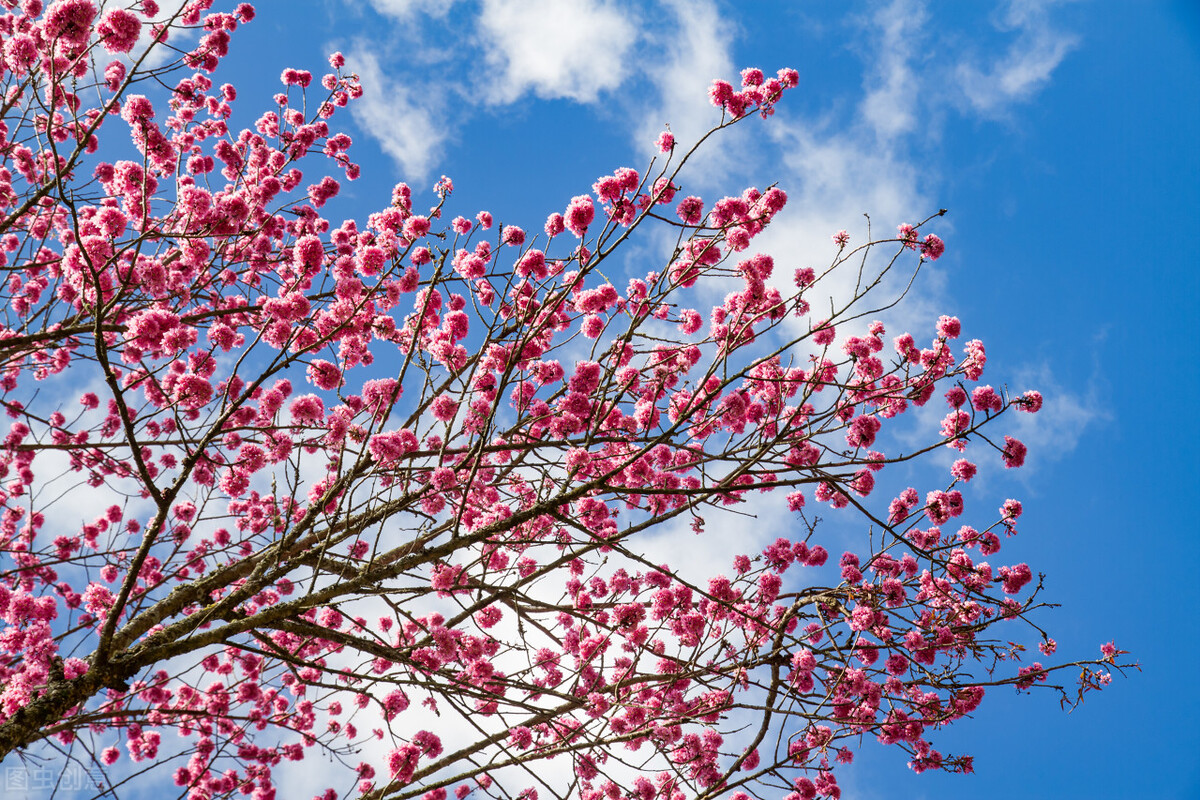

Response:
(0, 3), (1130, 800)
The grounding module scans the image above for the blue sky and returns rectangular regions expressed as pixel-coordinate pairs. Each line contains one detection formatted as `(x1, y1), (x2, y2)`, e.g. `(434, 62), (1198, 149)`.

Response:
(14, 1), (1191, 799)
(203, 1), (1200, 797)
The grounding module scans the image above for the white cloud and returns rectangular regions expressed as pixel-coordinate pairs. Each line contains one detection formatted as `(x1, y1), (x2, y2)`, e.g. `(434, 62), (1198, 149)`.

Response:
(859, 0), (929, 142)
(956, 0), (1079, 114)
(1003, 360), (1106, 471)
(635, 0), (734, 162)
(345, 47), (448, 183)
(360, 0), (460, 19)
(753, 97), (944, 346)
(477, 0), (639, 104)
(772, 122), (923, 224)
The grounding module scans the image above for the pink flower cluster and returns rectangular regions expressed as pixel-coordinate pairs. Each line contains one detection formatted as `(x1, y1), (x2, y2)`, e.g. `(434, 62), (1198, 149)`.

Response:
(708, 66), (800, 118)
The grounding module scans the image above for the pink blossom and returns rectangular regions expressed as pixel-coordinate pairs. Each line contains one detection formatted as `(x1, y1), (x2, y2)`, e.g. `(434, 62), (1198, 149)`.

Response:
(999, 563), (1032, 594)
(971, 385), (1003, 412)
(581, 315), (605, 338)
(413, 730), (442, 758)
(759, 186), (788, 216)
(574, 284), (618, 314)
(306, 360), (342, 390)
(512, 249), (545, 279)
(171, 375), (212, 409)
(678, 309), (702, 334)
(950, 459), (977, 481)
(453, 249), (487, 280)
(892, 332), (919, 362)
(805, 546), (828, 567)
(544, 213), (565, 237)
(937, 315), (962, 339)
(44, 0), (97, 48)
(308, 176), (340, 207)
(281, 68), (313, 88)
(593, 173), (625, 203)
(430, 467), (457, 490)
(940, 410), (970, 442)
(102, 59), (127, 90)
(812, 322), (836, 346)
(708, 79), (734, 107)
(676, 196), (704, 225)
(564, 196), (594, 237)
(963, 339), (987, 380)
(83, 583), (115, 616)
(850, 468), (875, 496)
(362, 377), (400, 420)
(510, 726), (533, 749)
(794, 267), (816, 288)
(740, 67), (765, 87)
(651, 177), (677, 205)
(430, 395), (458, 422)
(403, 215), (431, 240)
(97, 7), (141, 54)
(125, 309), (183, 353)
(1016, 662), (1047, 689)
(501, 225), (525, 246)
(382, 689), (410, 721)
(885, 653), (909, 676)
(1016, 390), (1044, 413)
(369, 429), (419, 468)
(568, 361), (601, 395)
(849, 604), (875, 631)
(922, 233), (945, 260)
(656, 130), (675, 152)
(475, 606), (502, 628)
(846, 415), (881, 448)
(1002, 436), (1027, 468)
(430, 563), (464, 594)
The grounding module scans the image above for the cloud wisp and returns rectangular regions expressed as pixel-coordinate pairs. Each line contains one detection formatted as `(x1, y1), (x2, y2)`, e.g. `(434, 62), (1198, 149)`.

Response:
(476, 0), (639, 105)
(345, 47), (449, 184)
(955, 0), (1079, 115)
